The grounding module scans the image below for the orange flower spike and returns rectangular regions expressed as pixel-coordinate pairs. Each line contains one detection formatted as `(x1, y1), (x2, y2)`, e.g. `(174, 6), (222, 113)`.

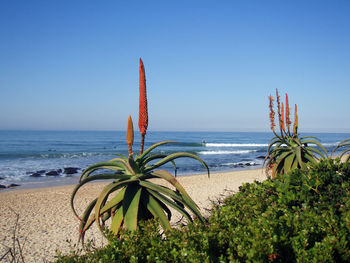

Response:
(139, 58), (148, 154)
(293, 104), (298, 135)
(126, 115), (134, 155)
(268, 96), (276, 132)
(276, 89), (283, 136)
(285, 94), (291, 135)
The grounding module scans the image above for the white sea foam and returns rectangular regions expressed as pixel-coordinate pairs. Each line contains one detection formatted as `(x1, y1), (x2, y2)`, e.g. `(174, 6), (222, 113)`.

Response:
(204, 143), (268, 147)
(198, 150), (257, 155)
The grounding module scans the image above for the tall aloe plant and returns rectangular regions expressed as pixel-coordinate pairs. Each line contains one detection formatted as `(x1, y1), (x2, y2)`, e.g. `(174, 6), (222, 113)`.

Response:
(265, 90), (327, 177)
(71, 59), (209, 242)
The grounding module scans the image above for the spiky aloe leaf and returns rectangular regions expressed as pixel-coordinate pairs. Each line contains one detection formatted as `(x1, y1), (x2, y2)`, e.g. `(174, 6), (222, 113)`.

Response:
(95, 179), (138, 233)
(139, 179), (204, 222)
(110, 205), (124, 235)
(78, 198), (97, 242)
(283, 153), (295, 174)
(141, 192), (172, 231)
(144, 152), (209, 178)
(123, 184), (142, 231)
(71, 174), (130, 219)
(139, 154), (178, 175)
(137, 141), (176, 162)
(99, 188), (126, 215)
(146, 188), (192, 222)
(149, 169), (201, 211)
(79, 161), (128, 180)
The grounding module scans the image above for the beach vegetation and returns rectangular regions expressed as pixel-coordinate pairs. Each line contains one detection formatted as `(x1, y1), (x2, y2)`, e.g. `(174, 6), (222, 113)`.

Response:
(57, 159), (350, 262)
(333, 138), (350, 162)
(265, 90), (327, 177)
(70, 59), (209, 242)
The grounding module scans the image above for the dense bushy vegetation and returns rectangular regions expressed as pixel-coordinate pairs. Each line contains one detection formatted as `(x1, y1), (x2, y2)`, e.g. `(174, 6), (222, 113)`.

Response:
(56, 159), (350, 262)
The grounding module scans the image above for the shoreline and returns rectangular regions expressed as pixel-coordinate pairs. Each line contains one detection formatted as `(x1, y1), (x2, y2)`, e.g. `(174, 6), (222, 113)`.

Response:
(0, 168), (267, 262)
(0, 165), (264, 192)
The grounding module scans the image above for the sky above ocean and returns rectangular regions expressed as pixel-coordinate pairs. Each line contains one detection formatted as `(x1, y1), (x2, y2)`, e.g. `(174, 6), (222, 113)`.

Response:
(0, 0), (349, 132)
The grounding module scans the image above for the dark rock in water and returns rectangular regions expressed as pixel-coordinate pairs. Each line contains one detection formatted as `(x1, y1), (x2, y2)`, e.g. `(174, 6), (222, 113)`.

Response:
(0, 177), (4, 180)
(57, 169), (62, 174)
(30, 172), (42, 177)
(238, 163), (244, 166)
(46, 170), (60, 176)
(64, 167), (80, 174)
(0, 184), (6, 189)
(7, 184), (20, 188)
(37, 170), (46, 175)
(245, 163), (251, 166)
(257, 156), (266, 160)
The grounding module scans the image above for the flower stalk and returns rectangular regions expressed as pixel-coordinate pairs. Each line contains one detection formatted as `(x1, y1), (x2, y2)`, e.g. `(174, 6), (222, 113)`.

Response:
(139, 58), (148, 154)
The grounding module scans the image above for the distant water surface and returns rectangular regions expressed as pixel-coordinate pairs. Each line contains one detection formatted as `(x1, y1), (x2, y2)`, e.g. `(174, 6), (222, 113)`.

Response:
(0, 130), (349, 188)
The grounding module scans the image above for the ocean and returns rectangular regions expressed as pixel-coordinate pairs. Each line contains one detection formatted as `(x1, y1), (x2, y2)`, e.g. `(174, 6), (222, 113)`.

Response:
(0, 130), (349, 189)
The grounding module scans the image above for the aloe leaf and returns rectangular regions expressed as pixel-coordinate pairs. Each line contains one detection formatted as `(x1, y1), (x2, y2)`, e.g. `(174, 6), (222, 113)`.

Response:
(295, 147), (307, 169)
(146, 188), (192, 222)
(78, 198), (97, 242)
(100, 188), (126, 215)
(110, 205), (124, 235)
(139, 180), (204, 222)
(128, 156), (140, 174)
(300, 135), (321, 141)
(305, 146), (326, 159)
(95, 179), (138, 233)
(145, 152), (210, 178)
(141, 192), (172, 231)
(304, 152), (317, 164)
(123, 184), (142, 231)
(291, 156), (298, 170)
(137, 141), (176, 161)
(283, 153), (295, 174)
(140, 154), (178, 175)
(273, 151), (290, 176)
(71, 174), (130, 219)
(146, 169), (199, 211)
(80, 162), (127, 180)
(301, 139), (328, 157)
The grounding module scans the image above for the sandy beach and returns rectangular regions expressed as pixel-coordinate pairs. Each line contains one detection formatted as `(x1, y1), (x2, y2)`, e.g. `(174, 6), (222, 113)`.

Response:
(0, 169), (267, 262)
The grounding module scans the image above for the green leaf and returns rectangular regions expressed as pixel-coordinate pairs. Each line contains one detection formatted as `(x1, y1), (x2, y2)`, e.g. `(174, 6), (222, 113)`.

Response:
(123, 184), (142, 231)
(94, 179), (138, 233)
(284, 153), (295, 174)
(141, 192), (172, 231)
(110, 205), (124, 235)
(145, 152), (209, 178)
(71, 174), (130, 219)
(137, 141), (176, 161)
(100, 188), (126, 215)
(146, 188), (192, 222)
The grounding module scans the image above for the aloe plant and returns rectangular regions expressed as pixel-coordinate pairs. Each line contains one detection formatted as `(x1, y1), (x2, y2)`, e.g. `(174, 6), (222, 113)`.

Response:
(265, 90), (327, 177)
(332, 138), (350, 162)
(71, 59), (209, 242)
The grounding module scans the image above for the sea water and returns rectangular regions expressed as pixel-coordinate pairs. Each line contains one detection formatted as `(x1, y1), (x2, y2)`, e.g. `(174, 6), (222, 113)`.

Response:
(0, 130), (349, 188)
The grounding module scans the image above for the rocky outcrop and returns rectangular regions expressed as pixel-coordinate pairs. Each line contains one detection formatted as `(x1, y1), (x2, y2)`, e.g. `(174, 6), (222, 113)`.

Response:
(64, 167), (80, 175)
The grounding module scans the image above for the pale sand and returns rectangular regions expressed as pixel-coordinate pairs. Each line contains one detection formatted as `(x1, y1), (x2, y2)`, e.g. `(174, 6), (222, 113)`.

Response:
(0, 169), (267, 262)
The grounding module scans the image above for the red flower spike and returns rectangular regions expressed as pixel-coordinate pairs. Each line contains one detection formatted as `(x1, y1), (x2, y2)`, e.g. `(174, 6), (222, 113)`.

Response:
(285, 94), (291, 135)
(268, 96), (276, 134)
(139, 58), (148, 154)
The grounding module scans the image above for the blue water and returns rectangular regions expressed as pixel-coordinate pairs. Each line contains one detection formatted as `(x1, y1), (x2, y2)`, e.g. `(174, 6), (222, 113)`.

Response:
(0, 130), (349, 187)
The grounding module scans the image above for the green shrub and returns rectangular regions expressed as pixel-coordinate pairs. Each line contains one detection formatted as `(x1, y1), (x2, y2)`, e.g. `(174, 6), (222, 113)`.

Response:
(56, 159), (350, 262)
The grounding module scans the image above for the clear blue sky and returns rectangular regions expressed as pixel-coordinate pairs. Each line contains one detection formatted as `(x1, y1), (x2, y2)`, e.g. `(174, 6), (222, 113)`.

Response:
(1, 0), (349, 132)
